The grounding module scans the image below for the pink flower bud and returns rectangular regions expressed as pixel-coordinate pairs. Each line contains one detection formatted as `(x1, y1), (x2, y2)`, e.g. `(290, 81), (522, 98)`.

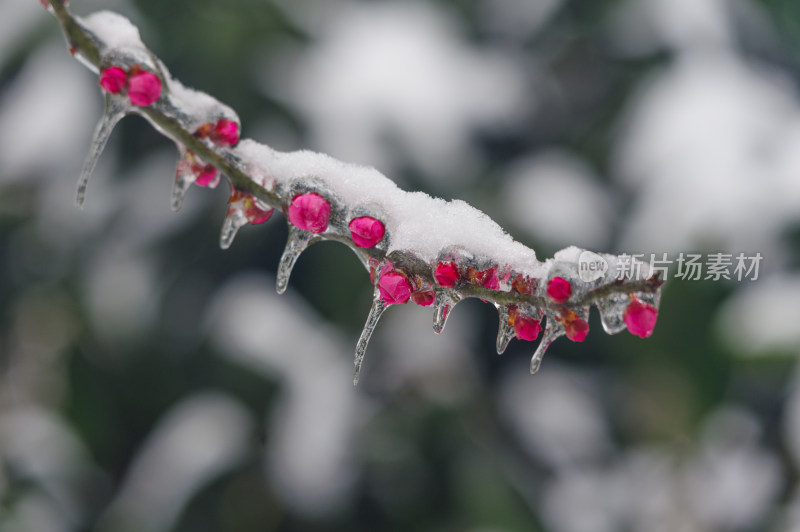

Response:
(624, 299), (658, 338)
(547, 276), (571, 303)
(245, 200), (273, 224)
(512, 275), (535, 295)
(230, 188), (273, 224)
(514, 314), (542, 341)
(348, 216), (385, 248)
(378, 271), (412, 305)
(287, 193), (331, 233)
(128, 71), (161, 106)
(434, 261), (460, 287)
(473, 266), (499, 290)
(99, 67), (126, 94)
(564, 315), (589, 342)
(411, 289), (435, 307)
(194, 164), (220, 188)
(213, 118), (239, 146)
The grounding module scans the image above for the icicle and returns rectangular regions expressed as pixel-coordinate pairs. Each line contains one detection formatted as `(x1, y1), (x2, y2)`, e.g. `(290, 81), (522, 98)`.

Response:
(433, 289), (461, 334)
(496, 305), (515, 354)
(353, 289), (387, 385)
(219, 205), (247, 250)
(595, 293), (630, 335)
(171, 147), (194, 212)
(76, 94), (127, 207)
(276, 226), (314, 294)
(530, 316), (565, 374)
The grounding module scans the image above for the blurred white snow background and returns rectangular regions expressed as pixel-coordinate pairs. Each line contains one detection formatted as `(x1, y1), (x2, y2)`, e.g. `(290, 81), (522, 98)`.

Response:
(1, 0), (800, 530)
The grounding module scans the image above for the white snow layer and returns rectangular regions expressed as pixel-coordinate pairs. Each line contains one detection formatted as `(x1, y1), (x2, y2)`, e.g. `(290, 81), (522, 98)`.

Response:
(235, 140), (541, 272)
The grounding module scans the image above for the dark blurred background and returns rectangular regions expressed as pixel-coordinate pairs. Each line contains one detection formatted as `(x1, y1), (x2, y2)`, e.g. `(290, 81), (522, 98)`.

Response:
(2, 0), (800, 530)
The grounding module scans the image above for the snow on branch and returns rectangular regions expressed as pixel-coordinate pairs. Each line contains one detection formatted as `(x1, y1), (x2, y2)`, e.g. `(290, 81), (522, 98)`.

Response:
(42, 0), (664, 384)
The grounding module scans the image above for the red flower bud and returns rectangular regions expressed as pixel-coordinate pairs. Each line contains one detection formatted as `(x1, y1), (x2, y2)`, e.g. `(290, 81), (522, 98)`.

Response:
(288, 193), (330, 233)
(547, 276), (571, 303)
(434, 261), (459, 287)
(99, 66), (126, 94)
(378, 271), (412, 305)
(624, 299), (658, 338)
(128, 71), (161, 106)
(348, 216), (385, 248)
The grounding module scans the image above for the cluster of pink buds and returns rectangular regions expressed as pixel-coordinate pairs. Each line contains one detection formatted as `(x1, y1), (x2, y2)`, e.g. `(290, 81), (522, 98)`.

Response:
(194, 118), (240, 147)
(511, 274), (536, 295)
(468, 265), (500, 290)
(371, 261), (434, 307)
(545, 276), (589, 341)
(176, 151), (220, 188)
(227, 187), (273, 225)
(99, 65), (161, 106)
(176, 119), (242, 197)
(287, 192), (389, 251)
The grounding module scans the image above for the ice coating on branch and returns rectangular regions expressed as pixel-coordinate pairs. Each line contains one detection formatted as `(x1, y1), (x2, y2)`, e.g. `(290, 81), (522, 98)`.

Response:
(595, 293), (630, 334)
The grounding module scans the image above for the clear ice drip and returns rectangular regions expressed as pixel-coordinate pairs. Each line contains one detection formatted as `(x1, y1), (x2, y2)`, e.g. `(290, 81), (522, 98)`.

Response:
(530, 317), (565, 374)
(276, 226), (314, 294)
(76, 95), (127, 207)
(595, 293), (631, 335)
(496, 305), (515, 354)
(433, 289), (461, 334)
(171, 148), (194, 212)
(219, 206), (248, 250)
(353, 289), (387, 385)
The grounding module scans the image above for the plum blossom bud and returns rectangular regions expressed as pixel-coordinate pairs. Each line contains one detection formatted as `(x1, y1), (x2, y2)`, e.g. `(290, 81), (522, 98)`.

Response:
(288, 192), (330, 233)
(349, 216), (385, 248)
(379, 271), (412, 305)
(624, 299), (658, 338)
(99, 66), (126, 94)
(547, 276), (571, 303)
(128, 71), (161, 106)
(434, 261), (460, 287)
(514, 314), (542, 341)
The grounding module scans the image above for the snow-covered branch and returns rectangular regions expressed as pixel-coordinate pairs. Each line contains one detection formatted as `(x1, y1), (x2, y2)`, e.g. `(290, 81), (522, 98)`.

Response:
(43, 0), (664, 384)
